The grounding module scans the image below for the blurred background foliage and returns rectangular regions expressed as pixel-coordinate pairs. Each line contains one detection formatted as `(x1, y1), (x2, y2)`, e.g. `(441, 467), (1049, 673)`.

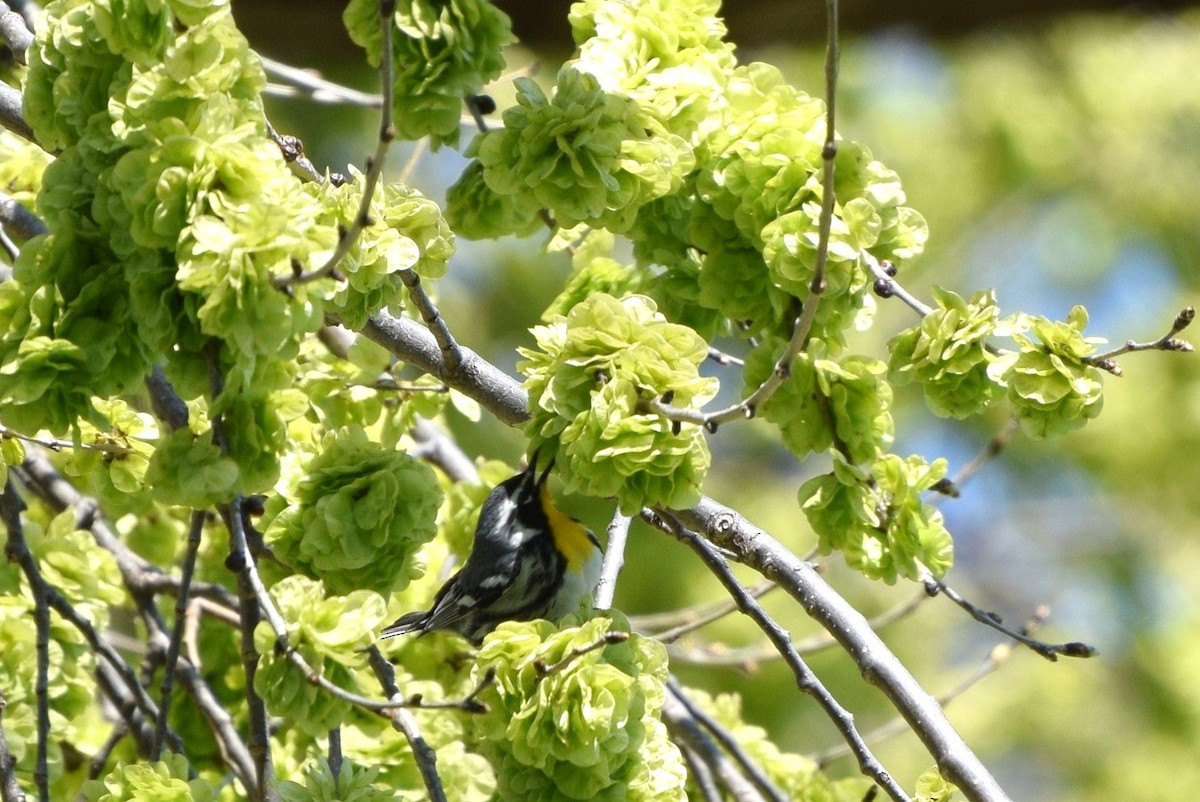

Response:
(234, 3), (1200, 800)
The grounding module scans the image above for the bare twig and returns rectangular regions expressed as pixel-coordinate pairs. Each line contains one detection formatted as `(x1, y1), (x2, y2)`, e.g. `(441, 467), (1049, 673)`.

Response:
(399, 269), (464, 379)
(946, 418), (1020, 493)
(408, 418), (479, 483)
(921, 575), (1096, 661)
(152, 510), (206, 759)
(865, 259), (934, 317)
(144, 366), (190, 433)
(534, 632), (629, 679)
(261, 56), (382, 107)
(87, 723), (129, 780)
(658, 513), (910, 802)
(662, 690), (766, 802)
(355, 310), (530, 426)
(593, 511), (631, 611)
(815, 617), (1036, 767)
(365, 647), (449, 802)
(668, 680), (788, 802)
(1086, 305), (1195, 375)
(667, 587), (927, 667)
(0, 478), (50, 802)
(631, 582), (775, 633)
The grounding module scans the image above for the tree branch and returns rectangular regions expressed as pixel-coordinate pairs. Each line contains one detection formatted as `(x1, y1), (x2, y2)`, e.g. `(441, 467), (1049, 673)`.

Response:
(656, 512), (910, 802)
(0, 478), (50, 802)
(593, 510), (631, 611)
(671, 499), (1013, 802)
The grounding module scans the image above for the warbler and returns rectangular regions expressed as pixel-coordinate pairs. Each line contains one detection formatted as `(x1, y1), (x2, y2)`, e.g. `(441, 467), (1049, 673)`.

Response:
(380, 454), (602, 645)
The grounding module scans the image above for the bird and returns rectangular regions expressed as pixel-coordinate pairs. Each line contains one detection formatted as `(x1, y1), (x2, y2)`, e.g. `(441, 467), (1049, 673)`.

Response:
(380, 453), (602, 645)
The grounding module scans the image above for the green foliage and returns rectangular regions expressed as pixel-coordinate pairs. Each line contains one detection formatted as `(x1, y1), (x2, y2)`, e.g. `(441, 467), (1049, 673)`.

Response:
(888, 288), (1003, 418)
(914, 768), (960, 802)
(471, 615), (686, 801)
(82, 753), (215, 802)
(263, 426), (442, 595)
(990, 305), (1106, 438)
(520, 293), (716, 513)
(745, 339), (894, 465)
(276, 757), (402, 802)
(343, 0), (515, 149)
(472, 67), (693, 233)
(799, 452), (953, 581)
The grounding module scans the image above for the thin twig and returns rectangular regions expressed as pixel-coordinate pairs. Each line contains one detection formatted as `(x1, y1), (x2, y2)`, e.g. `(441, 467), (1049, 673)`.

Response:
(669, 680), (788, 802)
(922, 574), (1096, 661)
(662, 690), (766, 802)
(865, 258), (933, 317)
(947, 418), (1019, 493)
(658, 513), (911, 802)
(87, 723), (129, 780)
(815, 615), (1037, 767)
(399, 268), (464, 378)
(261, 56), (382, 107)
(152, 510), (206, 759)
(273, 0), (397, 289)
(365, 647), (449, 802)
(667, 587), (927, 666)
(408, 418), (479, 483)
(593, 511), (631, 611)
(648, 582), (777, 644)
(1085, 305), (1195, 376)
(534, 632), (629, 678)
(0, 479), (50, 802)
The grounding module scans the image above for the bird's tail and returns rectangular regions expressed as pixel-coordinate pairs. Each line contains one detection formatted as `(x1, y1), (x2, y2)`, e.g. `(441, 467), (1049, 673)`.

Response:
(380, 611), (429, 640)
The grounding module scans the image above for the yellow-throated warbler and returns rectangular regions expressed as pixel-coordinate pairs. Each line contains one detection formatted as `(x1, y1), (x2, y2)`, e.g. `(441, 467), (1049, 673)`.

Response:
(380, 454), (602, 644)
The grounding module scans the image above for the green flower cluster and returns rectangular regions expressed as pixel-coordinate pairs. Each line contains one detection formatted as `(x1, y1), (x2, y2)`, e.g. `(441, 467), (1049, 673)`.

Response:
(306, 171), (455, 329)
(567, 0), (736, 143)
(744, 339), (893, 465)
(471, 616), (686, 802)
(343, 0), (514, 149)
(799, 453), (953, 582)
(82, 754), (214, 802)
(277, 757), (400, 802)
(519, 293), (717, 513)
(0, 1), (317, 447)
(695, 63), (926, 343)
(888, 288), (1004, 419)
(989, 306), (1105, 438)
(462, 67), (694, 235)
(682, 688), (871, 801)
(253, 576), (386, 738)
(445, 161), (540, 241)
(263, 427), (442, 595)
